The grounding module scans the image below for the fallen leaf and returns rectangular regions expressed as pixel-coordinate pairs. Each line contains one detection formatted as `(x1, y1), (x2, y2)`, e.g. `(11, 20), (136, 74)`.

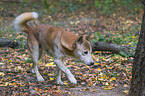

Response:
(97, 68), (102, 71)
(50, 77), (54, 81)
(45, 62), (56, 67)
(110, 77), (116, 82)
(63, 81), (68, 85)
(0, 72), (5, 76)
(104, 86), (114, 90)
(123, 84), (128, 87)
(123, 90), (129, 94)
(15, 66), (23, 71)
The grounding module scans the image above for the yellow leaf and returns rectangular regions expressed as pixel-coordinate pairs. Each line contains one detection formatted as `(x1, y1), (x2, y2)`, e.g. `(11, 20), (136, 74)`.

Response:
(63, 81), (68, 85)
(104, 86), (114, 90)
(123, 90), (129, 94)
(3, 58), (8, 61)
(45, 62), (55, 67)
(95, 63), (100, 65)
(50, 77), (54, 81)
(110, 77), (116, 82)
(22, 54), (26, 57)
(104, 87), (109, 90)
(97, 68), (102, 72)
(9, 60), (12, 62)
(97, 51), (101, 53)
(102, 74), (106, 79)
(106, 66), (112, 69)
(29, 63), (33, 67)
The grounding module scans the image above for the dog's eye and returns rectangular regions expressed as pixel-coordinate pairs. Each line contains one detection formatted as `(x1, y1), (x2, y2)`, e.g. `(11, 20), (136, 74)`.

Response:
(84, 51), (88, 54)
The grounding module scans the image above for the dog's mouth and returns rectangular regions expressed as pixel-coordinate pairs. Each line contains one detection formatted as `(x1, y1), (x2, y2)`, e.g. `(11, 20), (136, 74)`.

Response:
(87, 62), (94, 66)
(79, 58), (94, 66)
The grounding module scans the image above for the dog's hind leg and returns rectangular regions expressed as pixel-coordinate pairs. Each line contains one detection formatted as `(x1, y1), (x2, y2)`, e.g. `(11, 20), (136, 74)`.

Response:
(54, 59), (77, 84)
(38, 45), (43, 60)
(27, 37), (44, 81)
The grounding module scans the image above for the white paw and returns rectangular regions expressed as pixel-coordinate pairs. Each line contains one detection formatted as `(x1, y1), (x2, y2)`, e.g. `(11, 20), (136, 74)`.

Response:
(57, 81), (64, 85)
(37, 76), (44, 81)
(70, 78), (77, 84)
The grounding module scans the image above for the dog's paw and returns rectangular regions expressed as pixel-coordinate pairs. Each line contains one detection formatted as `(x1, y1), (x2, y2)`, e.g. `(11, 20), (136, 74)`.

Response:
(70, 78), (77, 84)
(57, 81), (64, 85)
(37, 76), (44, 82)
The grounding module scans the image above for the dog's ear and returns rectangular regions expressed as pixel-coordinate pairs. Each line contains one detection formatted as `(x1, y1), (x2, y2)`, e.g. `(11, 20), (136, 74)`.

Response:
(61, 34), (84, 50)
(73, 36), (83, 48)
(61, 32), (76, 51)
(76, 36), (83, 44)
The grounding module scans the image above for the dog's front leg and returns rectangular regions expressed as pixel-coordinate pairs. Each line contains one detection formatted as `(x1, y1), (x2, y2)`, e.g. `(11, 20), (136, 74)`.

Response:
(56, 67), (63, 85)
(54, 59), (77, 84)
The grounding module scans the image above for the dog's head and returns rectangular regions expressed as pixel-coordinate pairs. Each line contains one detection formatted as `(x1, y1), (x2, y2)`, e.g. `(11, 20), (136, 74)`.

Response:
(72, 36), (94, 66)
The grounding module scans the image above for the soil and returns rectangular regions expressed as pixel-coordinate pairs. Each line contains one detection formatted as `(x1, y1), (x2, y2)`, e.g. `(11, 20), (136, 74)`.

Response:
(62, 85), (128, 96)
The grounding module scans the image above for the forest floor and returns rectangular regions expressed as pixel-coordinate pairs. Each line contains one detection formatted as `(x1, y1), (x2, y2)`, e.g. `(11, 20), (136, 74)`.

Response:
(0, 48), (129, 96)
(0, 0), (143, 96)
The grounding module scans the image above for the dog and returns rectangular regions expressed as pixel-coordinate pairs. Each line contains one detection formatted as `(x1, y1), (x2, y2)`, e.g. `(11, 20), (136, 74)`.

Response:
(14, 12), (94, 85)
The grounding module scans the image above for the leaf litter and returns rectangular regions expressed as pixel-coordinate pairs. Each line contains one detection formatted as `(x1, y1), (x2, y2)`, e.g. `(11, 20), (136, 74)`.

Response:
(0, 47), (133, 95)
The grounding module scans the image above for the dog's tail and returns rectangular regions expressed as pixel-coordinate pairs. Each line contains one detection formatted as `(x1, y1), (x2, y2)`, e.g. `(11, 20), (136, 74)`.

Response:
(14, 12), (38, 33)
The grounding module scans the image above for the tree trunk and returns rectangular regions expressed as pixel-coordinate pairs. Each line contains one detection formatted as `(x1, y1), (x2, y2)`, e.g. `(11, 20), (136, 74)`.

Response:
(129, 3), (145, 96)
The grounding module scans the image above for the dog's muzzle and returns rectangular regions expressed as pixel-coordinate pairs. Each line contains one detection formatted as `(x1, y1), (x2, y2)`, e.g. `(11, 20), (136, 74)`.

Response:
(88, 62), (94, 66)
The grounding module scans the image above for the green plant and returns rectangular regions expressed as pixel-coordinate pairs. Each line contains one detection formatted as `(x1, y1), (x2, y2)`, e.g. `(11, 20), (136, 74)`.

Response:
(95, 0), (143, 15)
(43, 0), (50, 12)
(95, 0), (116, 14)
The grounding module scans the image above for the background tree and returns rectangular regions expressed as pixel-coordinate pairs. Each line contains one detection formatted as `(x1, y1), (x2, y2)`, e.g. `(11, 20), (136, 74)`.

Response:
(129, 0), (145, 95)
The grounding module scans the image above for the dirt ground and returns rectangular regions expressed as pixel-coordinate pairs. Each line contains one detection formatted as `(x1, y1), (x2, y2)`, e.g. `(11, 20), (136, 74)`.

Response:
(61, 85), (128, 96)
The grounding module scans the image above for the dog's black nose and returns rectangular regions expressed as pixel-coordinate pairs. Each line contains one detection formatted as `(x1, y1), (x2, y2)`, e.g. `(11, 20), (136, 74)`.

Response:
(90, 62), (94, 65)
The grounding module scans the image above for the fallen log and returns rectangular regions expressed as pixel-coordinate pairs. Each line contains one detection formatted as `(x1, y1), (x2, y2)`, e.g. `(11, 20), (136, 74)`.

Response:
(0, 38), (26, 48)
(0, 37), (133, 55)
(92, 41), (133, 55)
